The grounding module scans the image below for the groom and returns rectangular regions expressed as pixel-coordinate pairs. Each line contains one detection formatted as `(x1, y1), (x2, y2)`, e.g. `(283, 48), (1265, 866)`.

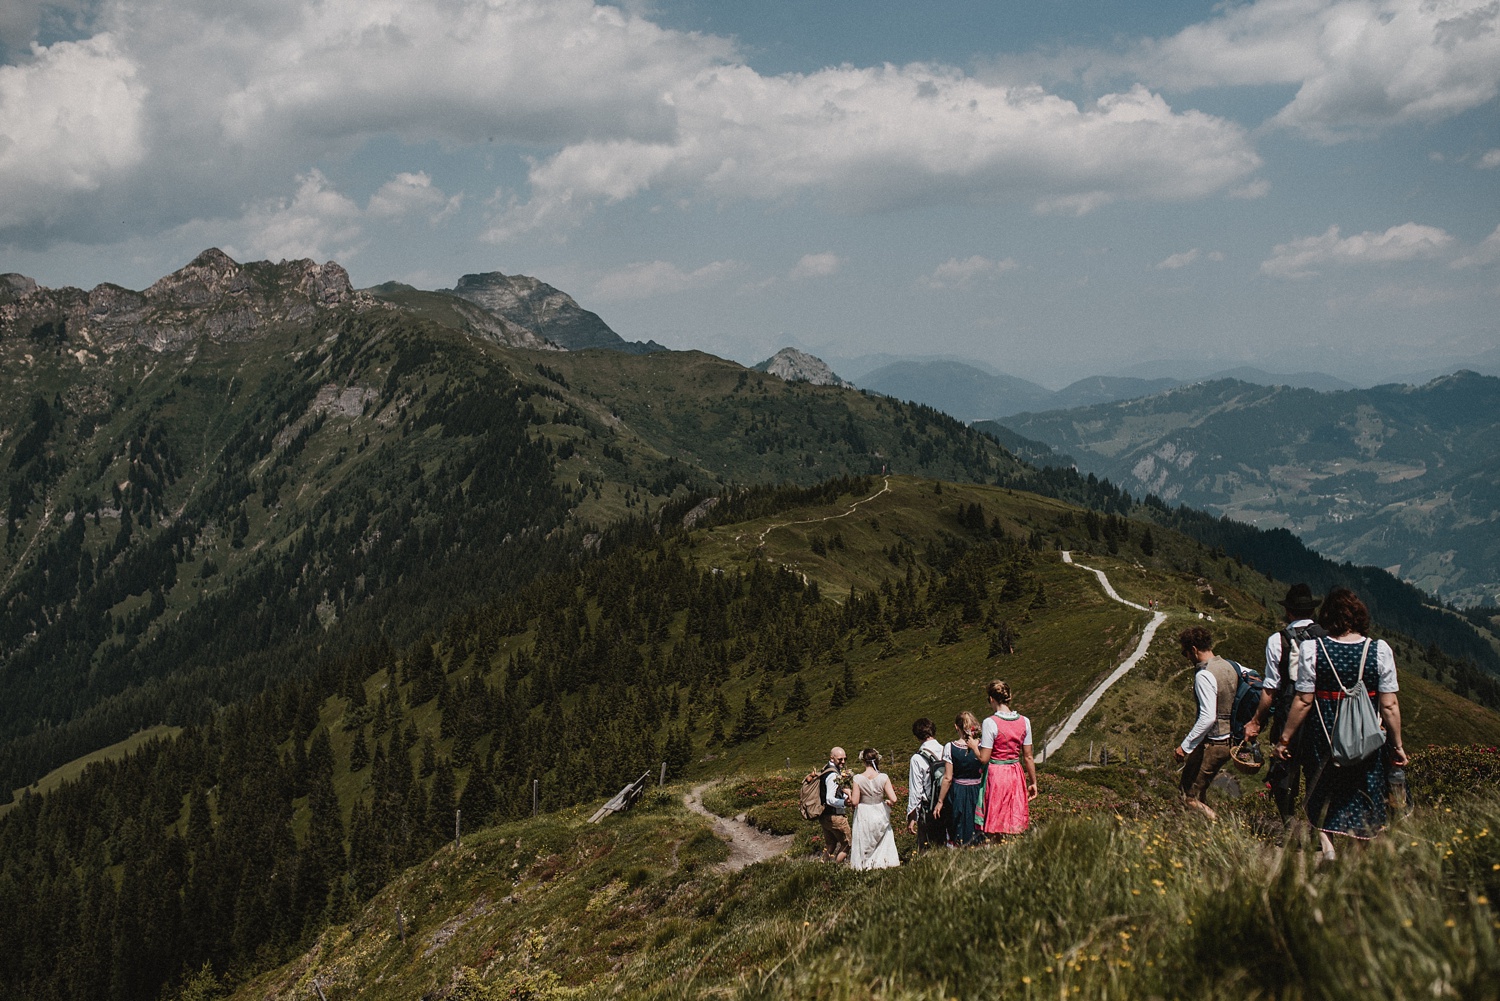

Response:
(818, 746), (850, 863)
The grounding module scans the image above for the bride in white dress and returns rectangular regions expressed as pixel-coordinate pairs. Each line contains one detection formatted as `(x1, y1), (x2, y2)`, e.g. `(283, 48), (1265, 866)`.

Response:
(848, 747), (901, 870)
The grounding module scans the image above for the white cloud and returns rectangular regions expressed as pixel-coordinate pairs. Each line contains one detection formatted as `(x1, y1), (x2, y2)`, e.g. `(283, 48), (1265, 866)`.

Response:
(591, 258), (738, 300)
(487, 71), (1261, 239)
(0, 0), (96, 58)
(1260, 222), (1455, 278)
(920, 255), (1019, 288)
(226, 170), (364, 263)
(0, 33), (145, 228)
(367, 172), (461, 223)
(790, 253), (842, 280)
(1156, 248), (1201, 270)
(0, 0), (1265, 249)
(0, 0), (730, 244)
(1120, 0), (1500, 137)
(1452, 223), (1500, 268)
(1230, 178), (1271, 199)
(1479, 149), (1500, 169)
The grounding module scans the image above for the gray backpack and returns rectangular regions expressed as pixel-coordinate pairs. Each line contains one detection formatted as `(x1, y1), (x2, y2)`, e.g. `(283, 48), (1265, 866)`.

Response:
(1316, 638), (1384, 767)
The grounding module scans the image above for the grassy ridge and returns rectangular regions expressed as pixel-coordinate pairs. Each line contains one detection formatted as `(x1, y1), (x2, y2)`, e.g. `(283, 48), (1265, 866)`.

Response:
(227, 769), (1500, 1001)
(214, 479), (1500, 1001)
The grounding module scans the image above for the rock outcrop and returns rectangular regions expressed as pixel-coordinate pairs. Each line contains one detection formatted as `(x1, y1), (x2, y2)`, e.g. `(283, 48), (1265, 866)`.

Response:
(0, 248), (378, 355)
(753, 347), (853, 388)
(365, 281), (558, 351)
(443, 272), (662, 354)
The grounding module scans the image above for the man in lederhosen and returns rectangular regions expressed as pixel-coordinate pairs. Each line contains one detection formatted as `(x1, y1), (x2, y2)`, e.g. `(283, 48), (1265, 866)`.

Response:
(1244, 584), (1325, 831)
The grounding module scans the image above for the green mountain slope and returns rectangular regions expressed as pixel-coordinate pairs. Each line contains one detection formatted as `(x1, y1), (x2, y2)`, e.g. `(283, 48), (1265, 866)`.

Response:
(4, 251), (1499, 1001)
(0, 252), (1020, 790)
(4, 477), (1497, 1001)
(213, 483), (1500, 1001)
(994, 373), (1500, 606)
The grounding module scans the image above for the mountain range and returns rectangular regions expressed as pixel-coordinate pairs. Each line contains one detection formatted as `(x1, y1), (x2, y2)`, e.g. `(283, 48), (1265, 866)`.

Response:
(987, 373), (1500, 607)
(850, 358), (1356, 420)
(0, 249), (1019, 789)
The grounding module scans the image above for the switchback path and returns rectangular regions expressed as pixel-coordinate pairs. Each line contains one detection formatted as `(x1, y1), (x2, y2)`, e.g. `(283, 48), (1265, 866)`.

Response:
(744, 476), (892, 546)
(1040, 551), (1167, 760)
(684, 782), (795, 871)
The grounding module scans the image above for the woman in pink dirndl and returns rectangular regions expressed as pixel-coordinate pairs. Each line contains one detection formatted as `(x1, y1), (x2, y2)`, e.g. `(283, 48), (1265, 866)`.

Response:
(966, 679), (1038, 838)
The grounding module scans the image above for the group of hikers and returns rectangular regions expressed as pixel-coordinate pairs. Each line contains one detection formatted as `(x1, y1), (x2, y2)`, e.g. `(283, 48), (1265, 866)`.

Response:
(803, 582), (1407, 867)
(1179, 583), (1406, 860)
(803, 680), (1039, 869)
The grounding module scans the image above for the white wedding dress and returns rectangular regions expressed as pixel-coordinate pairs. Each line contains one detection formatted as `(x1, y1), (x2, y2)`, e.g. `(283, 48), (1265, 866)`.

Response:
(849, 772), (901, 871)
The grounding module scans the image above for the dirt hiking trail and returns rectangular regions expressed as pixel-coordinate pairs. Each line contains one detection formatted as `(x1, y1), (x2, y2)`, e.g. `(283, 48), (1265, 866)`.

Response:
(685, 782), (795, 871)
(1040, 551), (1167, 760)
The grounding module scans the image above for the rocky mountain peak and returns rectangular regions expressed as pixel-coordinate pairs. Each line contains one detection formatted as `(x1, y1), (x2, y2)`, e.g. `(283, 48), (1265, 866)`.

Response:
(0, 249), (375, 356)
(754, 347), (853, 388)
(444, 271), (629, 352)
(0, 274), (39, 302)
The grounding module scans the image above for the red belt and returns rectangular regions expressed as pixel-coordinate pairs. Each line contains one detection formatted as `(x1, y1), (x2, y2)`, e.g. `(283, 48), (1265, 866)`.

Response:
(1314, 690), (1374, 700)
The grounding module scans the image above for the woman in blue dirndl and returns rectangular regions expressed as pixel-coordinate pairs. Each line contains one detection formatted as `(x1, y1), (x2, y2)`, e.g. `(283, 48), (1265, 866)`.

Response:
(1275, 587), (1408, 860)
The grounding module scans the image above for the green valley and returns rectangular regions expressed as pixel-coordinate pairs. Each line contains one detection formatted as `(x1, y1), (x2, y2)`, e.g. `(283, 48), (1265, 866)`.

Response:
(987, 372), (1500, 607)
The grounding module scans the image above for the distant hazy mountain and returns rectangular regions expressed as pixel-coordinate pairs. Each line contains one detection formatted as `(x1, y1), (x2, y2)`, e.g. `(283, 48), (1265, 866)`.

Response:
(849, 357), (1366, 422)
(853, 360), (1055, 419)
(1051, 375), (1181, 409)
(1388, 346), (1500, 386)
(822, 352), (1005, 382)
(1205, 367), (1356, 392)
(754, 347), (853, 387)
(1001, 374), (1500, 606)
(1108, 358), (1358, 390)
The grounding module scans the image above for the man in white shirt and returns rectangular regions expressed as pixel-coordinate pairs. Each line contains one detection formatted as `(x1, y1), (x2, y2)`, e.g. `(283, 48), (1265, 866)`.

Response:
(1173, 626), (1240, 820)
(906, 718), (945, 849)
(818, 747), (850, 862)
(1243, 584), (1324, 825)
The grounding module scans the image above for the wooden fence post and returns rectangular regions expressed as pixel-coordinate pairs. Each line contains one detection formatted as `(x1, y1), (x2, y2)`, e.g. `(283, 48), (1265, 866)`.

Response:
(532, 778), (539, 816)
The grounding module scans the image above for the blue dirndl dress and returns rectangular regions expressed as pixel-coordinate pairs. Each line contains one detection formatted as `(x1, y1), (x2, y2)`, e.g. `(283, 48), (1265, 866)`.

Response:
(946, 742), (984, 846)
(1303, 638), (1389, 839)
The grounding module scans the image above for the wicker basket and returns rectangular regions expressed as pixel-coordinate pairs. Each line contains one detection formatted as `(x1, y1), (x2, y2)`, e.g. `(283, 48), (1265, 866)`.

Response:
(1229, 739), (1264, 775)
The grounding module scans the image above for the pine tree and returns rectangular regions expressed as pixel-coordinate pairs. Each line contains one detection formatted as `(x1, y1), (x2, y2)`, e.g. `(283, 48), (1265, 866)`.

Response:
(664, 728), (693, 778)
(427, 759), (456, 848)
(458, 753), (497, 829)
(786, 676), (810, 722)
(348, 729), (370, 771)
(731, 692), (767, 744)
(989, 621), (1016, 658)
(296, 752), (345, 934)
(939, 617), (962, 645)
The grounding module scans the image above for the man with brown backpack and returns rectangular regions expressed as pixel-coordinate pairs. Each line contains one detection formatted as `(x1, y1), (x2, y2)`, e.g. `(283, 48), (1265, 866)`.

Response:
(799, 747), (850, 862)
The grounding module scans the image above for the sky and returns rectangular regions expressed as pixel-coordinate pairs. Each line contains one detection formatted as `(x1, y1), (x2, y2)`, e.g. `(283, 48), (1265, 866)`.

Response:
(1, 0), (1497, 388)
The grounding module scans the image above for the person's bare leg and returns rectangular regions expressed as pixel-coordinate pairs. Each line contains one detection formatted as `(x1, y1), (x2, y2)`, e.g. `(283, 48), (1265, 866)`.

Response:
(1185, 797), (1218, 821)
(1318, 831), (1336, 861)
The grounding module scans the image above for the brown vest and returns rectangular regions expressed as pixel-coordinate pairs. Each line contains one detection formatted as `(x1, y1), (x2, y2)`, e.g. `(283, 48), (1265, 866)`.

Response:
(1204, 656), (1239, 740)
